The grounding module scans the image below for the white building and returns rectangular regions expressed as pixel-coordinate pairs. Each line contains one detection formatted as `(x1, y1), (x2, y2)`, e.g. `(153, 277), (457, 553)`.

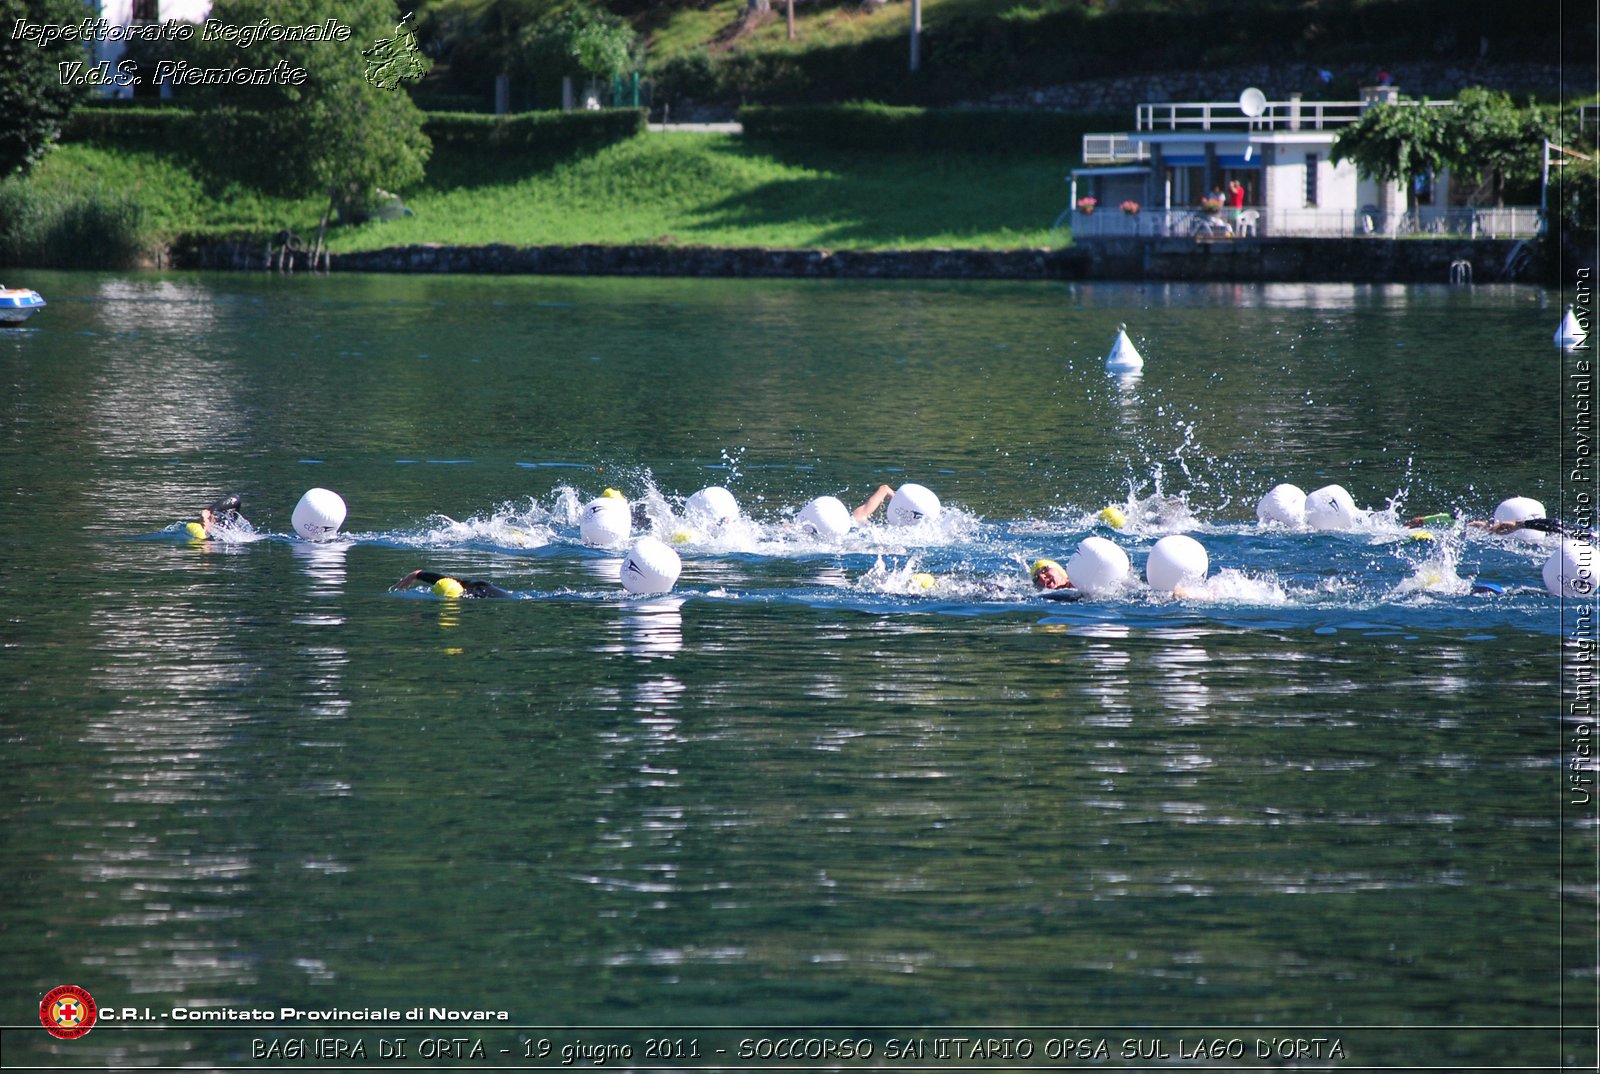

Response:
(1069, 88), (1542, 240)
(89, 0), (213, 99)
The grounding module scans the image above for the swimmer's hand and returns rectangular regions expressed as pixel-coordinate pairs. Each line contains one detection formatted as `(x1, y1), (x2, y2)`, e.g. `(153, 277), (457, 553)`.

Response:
(851, 484), (895, 524)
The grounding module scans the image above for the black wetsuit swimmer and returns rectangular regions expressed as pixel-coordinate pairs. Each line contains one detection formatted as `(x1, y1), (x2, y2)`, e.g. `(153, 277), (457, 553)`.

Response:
(394, 570), (514, 599)
(201, 494), (244, 530)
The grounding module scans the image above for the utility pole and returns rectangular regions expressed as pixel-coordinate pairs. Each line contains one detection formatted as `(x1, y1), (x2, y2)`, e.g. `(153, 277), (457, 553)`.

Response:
(909, 0), (921, 71)
(786, 0), (795, 40)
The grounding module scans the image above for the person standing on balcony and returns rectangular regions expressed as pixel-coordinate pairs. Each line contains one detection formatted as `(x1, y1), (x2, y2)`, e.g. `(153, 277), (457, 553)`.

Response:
(1228, 179), (1246, 224)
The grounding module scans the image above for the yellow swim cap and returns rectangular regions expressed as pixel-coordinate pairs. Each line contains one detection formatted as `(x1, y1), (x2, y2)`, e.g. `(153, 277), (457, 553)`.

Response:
(1031, 558), (1067, 586)
(671, 528), (693, 544)
(912, 572), (935, 590)
(185, 521), (208, 540)
(1098, 505), (1128, 529)
(602, 488), (625, 500)
(1409, 530), (1435, 541)
(432, 577), (466, 598)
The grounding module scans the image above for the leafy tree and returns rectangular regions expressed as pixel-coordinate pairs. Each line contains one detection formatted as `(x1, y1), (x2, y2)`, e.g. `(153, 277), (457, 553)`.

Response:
(181, 0), (431, 225)
(1330, 100), (1449, 190)
(0, 0), (97, 177)
(519, 3), (641, 89)
(1335, 90), (1558, 208)
(418, 0), (563, 101)
(1440, 87), (1556, 206)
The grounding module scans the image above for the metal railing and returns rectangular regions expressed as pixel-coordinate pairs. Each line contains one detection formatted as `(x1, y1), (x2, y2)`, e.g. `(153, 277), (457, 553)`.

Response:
(1062, 206), (1544, 240)
(1081, 133), (1150, 164)
(1134, 98), (1453, 133)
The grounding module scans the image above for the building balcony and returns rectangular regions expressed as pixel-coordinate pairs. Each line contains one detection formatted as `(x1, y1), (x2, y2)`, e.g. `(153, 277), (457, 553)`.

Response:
(1133, 96), (1453, 133)
(1081, 133), (1150, 165)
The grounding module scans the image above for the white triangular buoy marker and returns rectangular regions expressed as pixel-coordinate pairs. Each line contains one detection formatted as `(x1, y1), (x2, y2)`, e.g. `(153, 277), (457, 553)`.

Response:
(1105, 323), (1143, 372)
(1555, 304), (1586, 348)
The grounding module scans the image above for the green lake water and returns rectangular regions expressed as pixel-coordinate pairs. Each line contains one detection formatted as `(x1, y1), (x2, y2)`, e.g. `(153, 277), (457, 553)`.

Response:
(0, 270), (1593, 1070)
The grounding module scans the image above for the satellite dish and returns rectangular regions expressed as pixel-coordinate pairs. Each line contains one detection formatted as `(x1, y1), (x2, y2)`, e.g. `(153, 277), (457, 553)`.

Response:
(1239, 87), (1267, 117)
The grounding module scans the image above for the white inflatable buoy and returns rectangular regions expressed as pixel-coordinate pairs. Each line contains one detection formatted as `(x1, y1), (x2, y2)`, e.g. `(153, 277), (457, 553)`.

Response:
(796, 495), (853, 540)
(1543, 539), (1597, 598)
(580, 490), (630, 547)
(1105, 323), (1144, 373)
(684, 486), (739, 527)
(292, 487), (346, 541)
(1305, 484), (1362, 531)
(887, 482), (941, 527)
(1066, 535), (1131, 597)
(1146, 534), (1209, 592)
(1494, 495), (1547, 544)
(1556, 305), (1587, 348)
(620, 536), (682, 595)
(1256, 483), (1307, 527)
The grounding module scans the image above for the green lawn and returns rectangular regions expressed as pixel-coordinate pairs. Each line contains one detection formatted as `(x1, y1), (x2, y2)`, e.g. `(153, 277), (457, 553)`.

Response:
(331, 131), (1069, 251)
(33, 131), (1075, 254)
(31, 144), (328, 238)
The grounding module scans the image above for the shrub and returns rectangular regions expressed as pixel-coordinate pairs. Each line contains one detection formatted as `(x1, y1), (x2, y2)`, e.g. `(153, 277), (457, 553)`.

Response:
(0, 177), (151, 268)
(423, 109), (646, 155)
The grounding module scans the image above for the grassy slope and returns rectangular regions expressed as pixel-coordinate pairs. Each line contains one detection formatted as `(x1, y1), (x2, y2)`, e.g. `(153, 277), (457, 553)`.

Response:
(641, 0), (1021, 68)
(36, 132), (1075, 252)
(333, 131), (1067, 250)
(642, 0), (927, 65)
(33, 144), (327, 237)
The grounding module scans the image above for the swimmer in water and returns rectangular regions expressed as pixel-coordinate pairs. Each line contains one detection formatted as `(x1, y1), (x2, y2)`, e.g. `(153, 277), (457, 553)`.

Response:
(1030, 558), (1082, 600)
(186, 494), (246, 538)
(392, 570), (514, 599)
(851, 484), (896, 524)
(1031, 558), (1071, 590)
(1406, 514), (1571, 536)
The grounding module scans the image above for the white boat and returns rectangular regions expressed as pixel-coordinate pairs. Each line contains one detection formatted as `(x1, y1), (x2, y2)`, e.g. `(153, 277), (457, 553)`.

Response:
(0, 286), (46, 325)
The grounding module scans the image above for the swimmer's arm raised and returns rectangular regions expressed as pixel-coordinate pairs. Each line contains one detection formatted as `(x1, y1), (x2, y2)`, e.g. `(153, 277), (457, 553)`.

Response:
(852, 484), (894, 523)
(393, 570), (447, 591)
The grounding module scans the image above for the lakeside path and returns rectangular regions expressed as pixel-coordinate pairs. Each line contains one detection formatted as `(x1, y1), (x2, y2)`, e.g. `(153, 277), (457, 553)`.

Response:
(646, 122), (744, 133)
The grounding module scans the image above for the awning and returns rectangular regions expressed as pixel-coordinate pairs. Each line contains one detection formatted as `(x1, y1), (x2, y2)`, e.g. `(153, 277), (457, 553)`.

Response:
(1068, 165), (1152, 178)
(1157, 154), (1261, 168)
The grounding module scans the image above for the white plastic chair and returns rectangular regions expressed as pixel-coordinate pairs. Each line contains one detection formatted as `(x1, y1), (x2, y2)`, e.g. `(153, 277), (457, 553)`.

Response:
(1237, 209), (1259, 237)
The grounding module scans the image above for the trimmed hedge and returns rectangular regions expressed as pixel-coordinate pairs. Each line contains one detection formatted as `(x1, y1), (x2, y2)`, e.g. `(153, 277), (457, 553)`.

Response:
(64, 106), (646, 158)
(422, 109), (646, 154)
(738, 103), (1122, 157)
(62, 106), (196, 153)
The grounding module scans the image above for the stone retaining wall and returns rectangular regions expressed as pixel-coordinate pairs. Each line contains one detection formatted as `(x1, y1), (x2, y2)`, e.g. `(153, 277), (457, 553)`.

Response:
(181, 240), (1067, 279)
(179, 236), (1543, 284)
(973, 61), (1569, 115)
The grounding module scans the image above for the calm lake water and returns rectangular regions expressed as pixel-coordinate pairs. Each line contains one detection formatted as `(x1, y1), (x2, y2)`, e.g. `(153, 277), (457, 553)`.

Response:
(1, 270), (1593, 1070)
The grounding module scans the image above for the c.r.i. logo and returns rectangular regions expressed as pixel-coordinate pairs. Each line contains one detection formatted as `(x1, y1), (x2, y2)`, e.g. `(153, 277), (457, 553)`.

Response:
(40, 985), (97, 1039)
